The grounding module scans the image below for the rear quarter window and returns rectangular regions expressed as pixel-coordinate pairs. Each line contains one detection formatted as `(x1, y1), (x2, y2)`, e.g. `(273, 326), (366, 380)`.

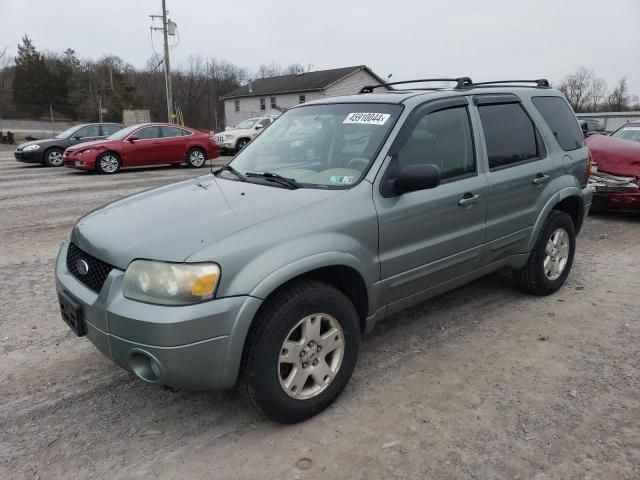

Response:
(532, 96), (584, 151)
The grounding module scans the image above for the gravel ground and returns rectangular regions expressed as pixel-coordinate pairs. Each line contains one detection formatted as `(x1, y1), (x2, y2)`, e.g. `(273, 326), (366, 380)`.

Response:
(0, 145), (638, 480)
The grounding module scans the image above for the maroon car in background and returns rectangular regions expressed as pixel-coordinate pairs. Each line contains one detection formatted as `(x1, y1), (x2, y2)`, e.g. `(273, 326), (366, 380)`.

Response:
(63, 123), (219, 174)
(587, 124), (640, 213)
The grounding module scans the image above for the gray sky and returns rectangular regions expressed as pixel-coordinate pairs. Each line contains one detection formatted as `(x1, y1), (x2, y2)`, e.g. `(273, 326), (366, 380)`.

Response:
(2, 0), (640, 95)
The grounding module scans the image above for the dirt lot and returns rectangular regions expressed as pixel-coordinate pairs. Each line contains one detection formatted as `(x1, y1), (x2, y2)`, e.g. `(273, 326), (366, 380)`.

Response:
(0, 145), (638, 480)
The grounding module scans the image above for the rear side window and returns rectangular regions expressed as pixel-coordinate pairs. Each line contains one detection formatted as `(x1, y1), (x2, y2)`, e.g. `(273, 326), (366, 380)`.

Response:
(532, 96), (584, 151)
(160, 126), (184, 137)
(478, 103), (544, 170)
(101, 124), (123, 136)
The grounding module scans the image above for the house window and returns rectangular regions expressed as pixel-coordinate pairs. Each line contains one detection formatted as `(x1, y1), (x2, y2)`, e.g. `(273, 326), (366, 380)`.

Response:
(260, 98), (266, 111)
(270, 97), (277, 109)
(234, 100), (239, 112)
(299, 95), (306, 104)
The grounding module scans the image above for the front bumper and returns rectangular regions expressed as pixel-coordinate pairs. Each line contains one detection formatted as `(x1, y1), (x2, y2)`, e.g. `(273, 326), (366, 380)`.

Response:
(55, 241), (262, 391)
(63, 152), (97, 170)
(14, 149), (43, 163)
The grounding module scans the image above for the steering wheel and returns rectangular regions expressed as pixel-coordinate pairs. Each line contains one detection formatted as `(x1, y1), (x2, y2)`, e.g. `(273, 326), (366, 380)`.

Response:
(346, 157), (370, 172)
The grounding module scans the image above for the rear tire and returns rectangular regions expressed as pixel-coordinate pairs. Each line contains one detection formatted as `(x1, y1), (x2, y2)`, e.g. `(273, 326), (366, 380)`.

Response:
(186, 148), (206, 168)
(44, 148), (64, 167)
(241, 280), (361, 424)
(96, 152), (121, 174)
(513, 210), (576, 296)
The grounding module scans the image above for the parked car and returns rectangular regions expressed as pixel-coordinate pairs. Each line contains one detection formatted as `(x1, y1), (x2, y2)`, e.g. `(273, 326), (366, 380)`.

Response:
(14, 123), (124, 167)
(586, 132), (640, 213)
(578, 118), (605, 137)
(63, 123), (219, 174)
(56, 78), (592, 423)
(214, 116), (278, 154)
(609, 121), (640, 143)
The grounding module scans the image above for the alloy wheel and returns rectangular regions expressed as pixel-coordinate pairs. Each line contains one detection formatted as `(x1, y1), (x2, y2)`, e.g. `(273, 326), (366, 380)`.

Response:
(100, 154), (119, 173)
(544, 227), (570, 280)
(278, 313), (345, 400)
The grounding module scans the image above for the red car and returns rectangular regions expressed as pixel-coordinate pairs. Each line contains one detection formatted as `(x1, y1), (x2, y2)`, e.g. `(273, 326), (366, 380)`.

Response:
(63, 123), (219, 174)
(586, 131), (640, 213)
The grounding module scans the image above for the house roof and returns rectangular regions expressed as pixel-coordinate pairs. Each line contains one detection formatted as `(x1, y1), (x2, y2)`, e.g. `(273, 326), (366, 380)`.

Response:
(222, 65), (385, 99)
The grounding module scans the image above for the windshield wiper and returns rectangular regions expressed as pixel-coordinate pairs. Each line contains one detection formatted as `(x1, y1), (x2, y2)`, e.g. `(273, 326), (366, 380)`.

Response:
(218, 164), (246, 181)
(245, 171), (300, 189)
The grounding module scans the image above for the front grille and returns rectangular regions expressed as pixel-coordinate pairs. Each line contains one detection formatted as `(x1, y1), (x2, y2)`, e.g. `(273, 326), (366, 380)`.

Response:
(66, 243), (114, 293)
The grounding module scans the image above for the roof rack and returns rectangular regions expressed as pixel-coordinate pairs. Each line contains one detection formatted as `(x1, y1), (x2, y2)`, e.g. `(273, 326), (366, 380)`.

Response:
(359, 77), (551, 94)
(359, 77), (473, 93)
(463, 79), (551, 88)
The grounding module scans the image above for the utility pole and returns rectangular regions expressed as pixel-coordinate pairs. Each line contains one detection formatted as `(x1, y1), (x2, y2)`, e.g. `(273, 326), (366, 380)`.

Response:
(150, 1), (174, 123)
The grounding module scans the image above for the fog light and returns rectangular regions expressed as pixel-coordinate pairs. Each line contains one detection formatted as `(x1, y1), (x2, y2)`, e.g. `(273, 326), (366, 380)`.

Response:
(75, 160), (85, 166)
(129, 351), (161, 383)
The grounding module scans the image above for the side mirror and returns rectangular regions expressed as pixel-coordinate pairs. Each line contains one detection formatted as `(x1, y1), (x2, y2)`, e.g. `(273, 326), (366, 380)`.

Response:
(255, 125), (264, 130)
(73, 135), (82, 140)
(127, 135), (139, 143)
(395, 164), (441, 194)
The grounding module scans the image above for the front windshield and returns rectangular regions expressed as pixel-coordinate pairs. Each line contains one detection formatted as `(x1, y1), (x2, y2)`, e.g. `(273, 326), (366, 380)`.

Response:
(107, 125), (138, 140)
(55, 126), (81, 139)
(611, 124), (640, 143)
(225, 103), (402, 188)
(235, 119), (259, 129)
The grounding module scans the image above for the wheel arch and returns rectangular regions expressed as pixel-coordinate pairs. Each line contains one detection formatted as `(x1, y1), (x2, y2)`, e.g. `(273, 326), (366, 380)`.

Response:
(527, 187), (584, 251)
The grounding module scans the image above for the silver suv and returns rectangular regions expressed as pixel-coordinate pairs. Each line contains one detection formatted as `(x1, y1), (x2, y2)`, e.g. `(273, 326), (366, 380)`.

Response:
(56, 78), (593, 423)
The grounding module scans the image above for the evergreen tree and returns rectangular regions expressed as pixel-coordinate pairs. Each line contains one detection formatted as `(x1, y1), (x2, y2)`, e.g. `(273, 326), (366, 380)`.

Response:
(12, 35), (50, 115)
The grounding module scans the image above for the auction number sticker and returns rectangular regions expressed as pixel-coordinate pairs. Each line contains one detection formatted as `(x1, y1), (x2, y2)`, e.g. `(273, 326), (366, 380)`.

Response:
(343, 112), (390, 126)
(329, 175), (355, 184)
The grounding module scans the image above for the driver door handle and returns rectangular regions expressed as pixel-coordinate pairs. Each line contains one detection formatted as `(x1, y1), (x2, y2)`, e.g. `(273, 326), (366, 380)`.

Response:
(458, 193), (480, 207)
(532, 174), (550, 184)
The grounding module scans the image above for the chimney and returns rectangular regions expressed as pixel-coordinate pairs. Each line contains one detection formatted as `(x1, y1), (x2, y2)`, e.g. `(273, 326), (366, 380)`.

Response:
(248, 79), (253, 94)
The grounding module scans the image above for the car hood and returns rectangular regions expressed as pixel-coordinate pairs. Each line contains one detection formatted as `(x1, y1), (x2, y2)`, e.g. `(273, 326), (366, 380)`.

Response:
(71, 174), (344, 270)
(587, 134), (640, 177)
(222, 128), (254, 137)
(16, 138), (59, 149)
(66, 139), (112, 152)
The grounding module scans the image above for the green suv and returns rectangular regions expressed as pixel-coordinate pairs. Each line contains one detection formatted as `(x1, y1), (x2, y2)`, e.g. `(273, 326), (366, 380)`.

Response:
(55, 78), (592, 423)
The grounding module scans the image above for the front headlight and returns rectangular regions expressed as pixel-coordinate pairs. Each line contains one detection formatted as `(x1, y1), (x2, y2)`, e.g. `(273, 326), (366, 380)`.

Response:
(23, 144), (41, 151)
(123, 260), (220, 305)
(224, 134), (235, 140)
(79, 148), (95, 155)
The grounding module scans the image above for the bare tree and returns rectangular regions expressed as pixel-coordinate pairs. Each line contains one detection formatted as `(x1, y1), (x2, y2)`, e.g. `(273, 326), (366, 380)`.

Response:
(558, 67), (596, 113)
(606, 77), (630, 112)
(587, 77), (607, 112)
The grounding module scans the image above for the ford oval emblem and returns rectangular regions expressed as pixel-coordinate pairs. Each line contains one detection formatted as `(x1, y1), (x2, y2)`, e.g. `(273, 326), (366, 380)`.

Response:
(77, 259), (90, 276)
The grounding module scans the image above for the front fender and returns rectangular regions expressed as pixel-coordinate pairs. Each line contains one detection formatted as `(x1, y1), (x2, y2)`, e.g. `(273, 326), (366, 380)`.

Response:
(222, 233), (380, 316)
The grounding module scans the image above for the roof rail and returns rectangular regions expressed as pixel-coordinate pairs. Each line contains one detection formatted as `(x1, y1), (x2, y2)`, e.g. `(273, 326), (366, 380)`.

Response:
(359, 77), (473, 93)
(469, 79), (551, 88)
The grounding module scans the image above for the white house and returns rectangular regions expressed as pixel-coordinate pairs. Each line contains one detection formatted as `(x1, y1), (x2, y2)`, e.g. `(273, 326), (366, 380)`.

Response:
(222, 65), (388, 127)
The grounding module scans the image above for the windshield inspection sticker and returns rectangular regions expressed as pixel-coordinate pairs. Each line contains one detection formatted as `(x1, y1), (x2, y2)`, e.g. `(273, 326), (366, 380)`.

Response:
(343, 112), (390, 126)
(329, 175), (356, 185)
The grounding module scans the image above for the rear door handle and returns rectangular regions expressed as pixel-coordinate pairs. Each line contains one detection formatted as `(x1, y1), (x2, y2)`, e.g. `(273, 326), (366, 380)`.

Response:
(458, 193), (480, 207)
(532, 174), (550, 184)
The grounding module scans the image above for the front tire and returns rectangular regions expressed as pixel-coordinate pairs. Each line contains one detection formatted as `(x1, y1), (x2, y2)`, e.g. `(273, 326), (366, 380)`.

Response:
(44, 148), (64, 167)
(514, 210), (576, 296)
(235, 138), (250, 153)
(96, 152), (121, 174)
(242, 280), (361, 424)
(186, 148), (207, 168)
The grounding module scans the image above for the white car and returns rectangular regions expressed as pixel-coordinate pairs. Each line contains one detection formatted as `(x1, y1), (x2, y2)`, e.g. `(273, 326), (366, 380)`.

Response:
(215, 116), (277, 154)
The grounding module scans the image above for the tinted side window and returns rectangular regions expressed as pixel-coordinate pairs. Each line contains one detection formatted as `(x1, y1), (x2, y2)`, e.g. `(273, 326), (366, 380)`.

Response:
(532, 96), (584, 151)
(161, 126), (184, 137)
(136, 127), (159, 139)
(478, 103), (542, 170)
(396, 106), (475, 180)
(76, 125), (101, 138)
(101, 124), (122, 136)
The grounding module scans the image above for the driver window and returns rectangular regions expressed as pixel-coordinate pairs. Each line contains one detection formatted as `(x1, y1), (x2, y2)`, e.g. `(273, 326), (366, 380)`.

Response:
(397, 106), (475, 180)
(76, 125), (101, 138)
(136, 127), (160, 140)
